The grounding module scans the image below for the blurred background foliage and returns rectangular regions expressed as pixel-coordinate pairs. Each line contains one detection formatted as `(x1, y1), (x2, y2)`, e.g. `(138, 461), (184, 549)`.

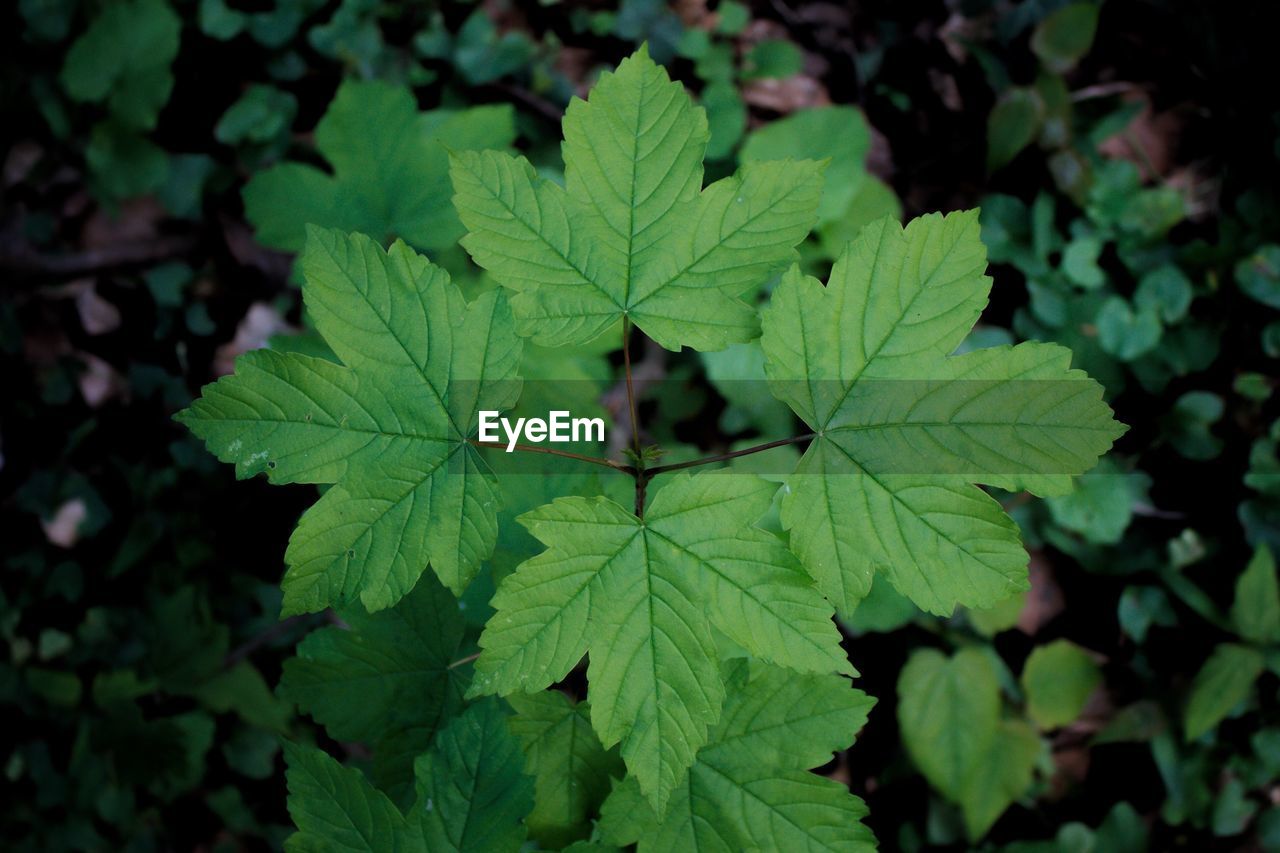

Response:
(2, 0), (1279, 849)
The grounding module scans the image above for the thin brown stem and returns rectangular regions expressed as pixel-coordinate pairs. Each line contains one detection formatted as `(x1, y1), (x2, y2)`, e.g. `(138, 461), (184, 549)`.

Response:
(467, 438), (634, 473)
(646, 433), (816, 477)
(448, 651), (481, 670)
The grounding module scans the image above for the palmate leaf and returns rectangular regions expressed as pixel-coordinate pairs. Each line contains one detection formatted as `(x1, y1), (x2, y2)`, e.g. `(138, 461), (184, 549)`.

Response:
(598, 660), (877, 851)
(245, 79), (515, 252)
(468, 472), (851, 813)
(507, 691), (624, 847)
(450, 46), (823, 351)
(279, 572), (467, 805)
(177, 227), (521, 614)
(283, 700), (533, 853)
(761, 211), (1125, 615)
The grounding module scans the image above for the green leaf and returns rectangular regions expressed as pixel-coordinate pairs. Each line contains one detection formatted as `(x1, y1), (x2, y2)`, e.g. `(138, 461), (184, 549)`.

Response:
(598, 661), (876, 851)
(967, 590), (1027, 637)
(450, 47), (823, 351)
(740, 106), (874, 224)
(1046, 458), (1149, 545)
(85, 121), (169, 201)
(280, 572), (467, 804)
(468, 472), (850, 812)
(60, 0), (180, 131)
(245, 80), (514, 253)
(178, 228), (522, 614)
(742, 39), (803, 80)
(1096, 297), (1162, 361)
(1231, 545), (1280, 645)
(507, 691), (623, 847)
(215, 84), (298, 146)
(897, 647), (1040, 840)
(959, 719), (1041, 840)
(283, 700), (533, 852)
(1021, 639), (1102, 729)
(1237, 245), (1280, 309)
(416, 700), (536, 852)
(1184, 643), (1265, 741)
(1062, 236), (1106, 289)
(283, 741), (408, 852)
(760, 212), (1123, 614)
(1030, 3), (1100, 73)
(987, 88), (1043, 173)
(1135, 264), (1194, 323)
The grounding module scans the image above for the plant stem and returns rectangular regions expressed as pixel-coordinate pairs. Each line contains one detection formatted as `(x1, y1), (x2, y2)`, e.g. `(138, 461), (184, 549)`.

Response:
(448, 651), (481, 669)
(622, 317), (642, 457)
(646, 433), (816, 477)
(623, 317), (647, 517)
(467, 438), (634, 473)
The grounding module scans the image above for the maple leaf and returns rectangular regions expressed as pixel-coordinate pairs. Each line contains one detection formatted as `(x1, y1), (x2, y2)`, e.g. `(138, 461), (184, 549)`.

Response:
(760, 210), (1126, 615)
(467, 471), (851, 813)
(598, 660), (877, 851)
(244, 79), (514, 252)
(283, 700), (533, 852)
(177, 227), (521, 614)
(450, 46), (824, 351)
(507, 691), (624, 847)
(279, 571), (467, 805)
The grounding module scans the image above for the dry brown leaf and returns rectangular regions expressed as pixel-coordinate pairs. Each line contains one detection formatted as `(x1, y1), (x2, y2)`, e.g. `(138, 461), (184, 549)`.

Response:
(742, 76), (831, 114)
(82, 197), (165, 249)
(43, 498), (87, 548)
(214, 302), (294, 376)
(4, 141), (43, 188)
(1018, 551), (1065, 635)
(1096, 93), (1184, 181)
(73, 281), (122, 336)
(78, 352), (123, 407)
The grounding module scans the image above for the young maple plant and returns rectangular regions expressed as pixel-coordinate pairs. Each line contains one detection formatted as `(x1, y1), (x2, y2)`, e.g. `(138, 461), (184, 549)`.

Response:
(178, 48), (1124, 850)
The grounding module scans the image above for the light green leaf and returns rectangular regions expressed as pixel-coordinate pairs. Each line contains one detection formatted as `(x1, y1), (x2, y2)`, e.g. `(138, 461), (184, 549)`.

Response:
(60, 0), (180, 131)
(966, 590), (1027, 637)
(451, 47), (823, 351)
(1021, 639), (1102, 729)
(507, 691), (623, 847)
(959, 719), (1041, 839)
(283, 700), (533, 853)
(469, 472), (850, 812)
(598, 661), (876, 851)
(1046, 457), (1149, 545)
(898, 648), (999, 795)
(1184, 643), (1265, 740)
(178, 229), (522, 614)
(1232, 545), (1280, 644)
(760, 212), (1123, 614)
(897, 647), (1040, 840)
(245, 80), (514, 252)
(280, 572), (468, 804)
(740, 106), (873, 224)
